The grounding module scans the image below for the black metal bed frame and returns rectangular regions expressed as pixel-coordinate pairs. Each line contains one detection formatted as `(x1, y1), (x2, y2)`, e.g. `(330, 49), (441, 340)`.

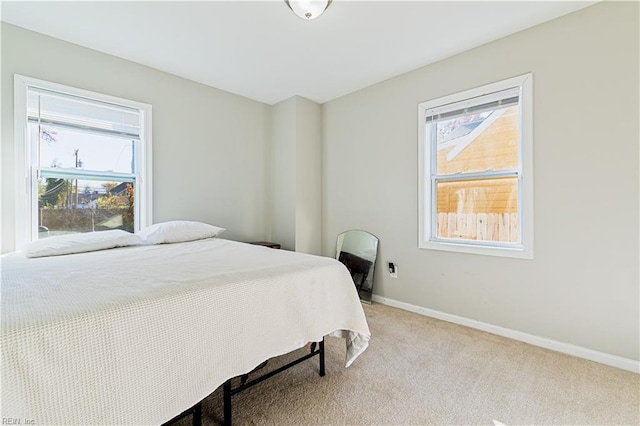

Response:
(163, 338), (325, 426)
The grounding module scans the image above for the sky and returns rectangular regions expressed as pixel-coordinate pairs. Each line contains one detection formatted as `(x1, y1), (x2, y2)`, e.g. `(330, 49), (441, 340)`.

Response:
(36, 124), (136, 192)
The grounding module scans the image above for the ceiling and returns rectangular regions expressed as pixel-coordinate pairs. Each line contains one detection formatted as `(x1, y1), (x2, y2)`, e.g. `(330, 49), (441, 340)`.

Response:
(1, 1), (594, 105)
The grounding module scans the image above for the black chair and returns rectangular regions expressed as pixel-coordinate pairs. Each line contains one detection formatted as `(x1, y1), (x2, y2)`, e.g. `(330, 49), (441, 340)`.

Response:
(338, 251), (372, 292)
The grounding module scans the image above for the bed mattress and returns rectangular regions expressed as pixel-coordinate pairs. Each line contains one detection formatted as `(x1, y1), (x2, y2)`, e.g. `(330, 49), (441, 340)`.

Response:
(1, 238), (370, 425)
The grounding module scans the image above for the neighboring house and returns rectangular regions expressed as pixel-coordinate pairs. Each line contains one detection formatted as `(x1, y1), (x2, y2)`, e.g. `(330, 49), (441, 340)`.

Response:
(107, 182), (130, 197)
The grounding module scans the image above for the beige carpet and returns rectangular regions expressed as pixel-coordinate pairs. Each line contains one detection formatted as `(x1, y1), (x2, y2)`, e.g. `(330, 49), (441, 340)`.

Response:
(175, 303), (639, 425)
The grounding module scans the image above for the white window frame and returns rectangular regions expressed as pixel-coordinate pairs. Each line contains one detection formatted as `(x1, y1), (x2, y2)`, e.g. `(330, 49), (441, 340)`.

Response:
(418, 74), (534, 259)
(13, 75), (153, 249)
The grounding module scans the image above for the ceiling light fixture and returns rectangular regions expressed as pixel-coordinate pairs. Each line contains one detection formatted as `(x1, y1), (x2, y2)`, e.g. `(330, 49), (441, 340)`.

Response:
(285, 0), (332, 20)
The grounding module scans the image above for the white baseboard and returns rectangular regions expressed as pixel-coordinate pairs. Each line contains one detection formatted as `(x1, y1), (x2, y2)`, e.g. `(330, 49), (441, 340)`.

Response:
(371, 294), (639, 374)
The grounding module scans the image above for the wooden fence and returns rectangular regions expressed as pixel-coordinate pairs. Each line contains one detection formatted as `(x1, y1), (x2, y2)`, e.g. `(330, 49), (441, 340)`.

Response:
(437, 212), (518, 243)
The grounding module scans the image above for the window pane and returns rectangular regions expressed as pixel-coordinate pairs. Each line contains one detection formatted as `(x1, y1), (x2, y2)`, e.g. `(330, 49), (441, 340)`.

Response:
(435, 177), (519, 243)
(34, 123), (136, 173)
(435, 105), (519, 175)
(38, 177), (135, 237)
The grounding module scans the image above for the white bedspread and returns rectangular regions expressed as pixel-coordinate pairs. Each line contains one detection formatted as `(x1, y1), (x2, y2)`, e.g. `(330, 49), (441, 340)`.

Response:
(1, 239), (370, 425)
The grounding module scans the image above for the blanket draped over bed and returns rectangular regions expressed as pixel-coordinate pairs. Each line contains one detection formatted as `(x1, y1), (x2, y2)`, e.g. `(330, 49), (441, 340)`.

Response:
(1, 239), (371, 425)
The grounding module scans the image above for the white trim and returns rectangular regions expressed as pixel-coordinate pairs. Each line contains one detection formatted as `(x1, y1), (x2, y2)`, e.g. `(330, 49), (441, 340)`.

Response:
(371, 294), (639, 374)
(13, 75), (153, 249)
(14, 76), (30, 249)
(418, 73), (534, 259)
(138, 101), (153, 231)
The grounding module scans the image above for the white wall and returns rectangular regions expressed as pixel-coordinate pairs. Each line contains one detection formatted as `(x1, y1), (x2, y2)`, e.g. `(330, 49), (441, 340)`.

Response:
(322, 1), (639, 361)
(269, 96), (322, 254)
(269, 97), (297, 250)
(294, 97), (322, 255)
(1, 23), (270, 252)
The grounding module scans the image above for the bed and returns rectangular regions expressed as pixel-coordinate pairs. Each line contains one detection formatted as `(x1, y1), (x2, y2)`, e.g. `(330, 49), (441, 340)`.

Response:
(1, 228), (370, 425)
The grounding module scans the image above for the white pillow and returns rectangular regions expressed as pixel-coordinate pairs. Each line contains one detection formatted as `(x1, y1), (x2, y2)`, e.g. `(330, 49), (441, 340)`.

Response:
(137, 220), (225, 245)
(23, 230), (142, 258)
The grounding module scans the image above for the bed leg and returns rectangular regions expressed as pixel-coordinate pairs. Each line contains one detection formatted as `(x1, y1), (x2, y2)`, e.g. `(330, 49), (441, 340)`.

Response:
(223, 379), (232, 426)
(319, 338), (325, 377)
(192, 402), (202, 426)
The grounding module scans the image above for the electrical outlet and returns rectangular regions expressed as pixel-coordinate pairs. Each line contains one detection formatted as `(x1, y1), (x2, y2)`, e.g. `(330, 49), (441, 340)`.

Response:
(388, 262), (398, 279)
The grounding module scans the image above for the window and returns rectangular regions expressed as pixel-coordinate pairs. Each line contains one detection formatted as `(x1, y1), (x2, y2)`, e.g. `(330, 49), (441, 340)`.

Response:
(418, 74), (533, 258)
(14, 75), (152, 249)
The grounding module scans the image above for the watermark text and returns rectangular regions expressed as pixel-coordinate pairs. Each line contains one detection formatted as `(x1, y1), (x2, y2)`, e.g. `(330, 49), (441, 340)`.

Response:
(2, 418), (36, 425)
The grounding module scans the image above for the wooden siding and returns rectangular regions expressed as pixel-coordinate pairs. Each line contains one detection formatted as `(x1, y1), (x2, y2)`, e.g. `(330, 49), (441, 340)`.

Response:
(437, 106), (519, 175)
(436, 178), (518, 214)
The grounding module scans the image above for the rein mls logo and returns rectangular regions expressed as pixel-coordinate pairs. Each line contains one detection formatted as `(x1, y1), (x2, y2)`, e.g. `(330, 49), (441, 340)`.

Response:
(2, 419), (35, 425)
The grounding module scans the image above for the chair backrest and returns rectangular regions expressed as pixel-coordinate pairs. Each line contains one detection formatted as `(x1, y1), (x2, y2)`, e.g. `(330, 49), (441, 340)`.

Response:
(335, 230), (379, 303)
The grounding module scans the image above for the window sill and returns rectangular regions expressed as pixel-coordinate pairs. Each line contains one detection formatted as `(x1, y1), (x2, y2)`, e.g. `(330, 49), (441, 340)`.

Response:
(419, 239), (533, 259)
